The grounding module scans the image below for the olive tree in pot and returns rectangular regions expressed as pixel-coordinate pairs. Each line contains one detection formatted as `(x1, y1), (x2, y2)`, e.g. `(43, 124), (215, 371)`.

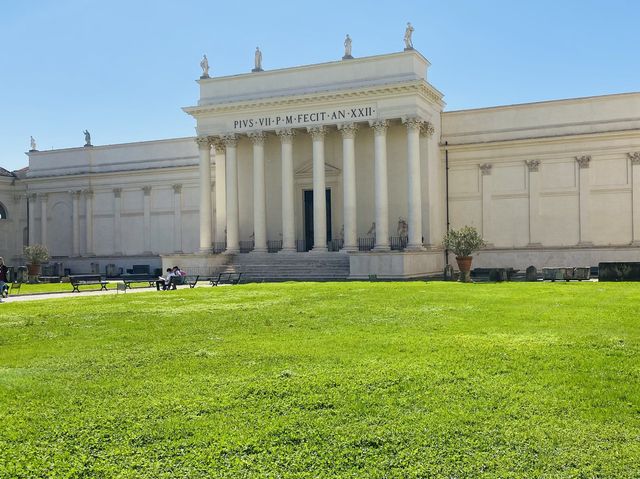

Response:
(24, 244), (49, 280)
(443, 226), (485, 282)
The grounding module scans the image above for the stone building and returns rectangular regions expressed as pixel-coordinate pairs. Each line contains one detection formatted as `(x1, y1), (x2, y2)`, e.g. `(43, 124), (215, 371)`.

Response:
(2, 48), (639, 279)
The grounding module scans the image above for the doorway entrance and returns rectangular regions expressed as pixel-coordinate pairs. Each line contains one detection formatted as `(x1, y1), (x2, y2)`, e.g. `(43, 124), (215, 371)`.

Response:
(303, 189), (332, 251)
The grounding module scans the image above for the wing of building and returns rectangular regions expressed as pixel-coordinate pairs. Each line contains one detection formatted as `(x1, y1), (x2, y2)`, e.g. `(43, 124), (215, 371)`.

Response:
(2, 49), (639, 279)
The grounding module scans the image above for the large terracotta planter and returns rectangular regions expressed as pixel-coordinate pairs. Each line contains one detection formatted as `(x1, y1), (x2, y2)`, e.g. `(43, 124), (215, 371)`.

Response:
(26, 263), (41, 276)
(455, 256), (473, 282)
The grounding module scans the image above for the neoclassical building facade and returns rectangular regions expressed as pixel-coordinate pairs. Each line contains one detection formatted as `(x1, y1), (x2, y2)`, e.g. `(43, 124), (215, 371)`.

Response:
(1, 49), (639, 278)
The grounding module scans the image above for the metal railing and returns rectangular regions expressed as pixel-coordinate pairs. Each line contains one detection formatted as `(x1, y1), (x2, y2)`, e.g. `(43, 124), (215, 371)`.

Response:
(267, 240), (282, 253)
(239, 241), (254, 253)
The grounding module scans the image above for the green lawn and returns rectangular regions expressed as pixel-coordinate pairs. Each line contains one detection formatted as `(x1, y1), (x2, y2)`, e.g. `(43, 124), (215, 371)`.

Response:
(0, 282), (638, 478)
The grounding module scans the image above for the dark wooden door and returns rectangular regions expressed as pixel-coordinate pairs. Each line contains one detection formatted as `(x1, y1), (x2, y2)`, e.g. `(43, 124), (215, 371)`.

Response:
(303, 189), (331, 251)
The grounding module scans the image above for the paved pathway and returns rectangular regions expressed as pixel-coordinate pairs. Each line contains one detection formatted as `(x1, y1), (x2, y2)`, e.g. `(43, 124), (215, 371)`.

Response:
(1, 284), (210, 303)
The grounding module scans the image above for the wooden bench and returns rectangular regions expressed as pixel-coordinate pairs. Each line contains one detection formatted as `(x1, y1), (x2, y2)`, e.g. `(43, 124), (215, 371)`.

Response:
(120, 274), (157, 289)
(9, 282), (21, 296)
(210, 272), (242, 286)
(70, 274), (108, 293)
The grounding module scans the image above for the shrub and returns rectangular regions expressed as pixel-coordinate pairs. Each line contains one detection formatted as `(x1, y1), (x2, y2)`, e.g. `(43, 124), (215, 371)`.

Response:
(443, 226), (485, 257)
(23, 244), (49, 264)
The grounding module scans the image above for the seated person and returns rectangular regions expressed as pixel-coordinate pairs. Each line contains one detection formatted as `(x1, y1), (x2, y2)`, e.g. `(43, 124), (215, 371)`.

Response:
(0, 257), (8, 299)
(169, 266), (186, 289)
(156, 268), (174, 291)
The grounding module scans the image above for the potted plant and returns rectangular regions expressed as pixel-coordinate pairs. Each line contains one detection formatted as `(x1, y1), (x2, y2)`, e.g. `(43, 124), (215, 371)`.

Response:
(24, 244), (49, 277)
(443, 226), (485, 282)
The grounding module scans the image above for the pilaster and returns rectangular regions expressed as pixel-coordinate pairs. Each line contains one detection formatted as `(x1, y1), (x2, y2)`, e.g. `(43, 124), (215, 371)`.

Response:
(576, 155), (592, 245)
(526, 160), (541, 246)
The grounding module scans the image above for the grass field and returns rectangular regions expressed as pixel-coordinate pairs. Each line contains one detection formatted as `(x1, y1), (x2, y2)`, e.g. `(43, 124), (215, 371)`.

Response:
(1, 282), (639, 478)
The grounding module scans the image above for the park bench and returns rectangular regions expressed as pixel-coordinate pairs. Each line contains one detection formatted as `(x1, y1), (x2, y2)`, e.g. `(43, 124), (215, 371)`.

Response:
(185, 275), (200, 288)
(120, 274), (157, 289)
(210, 272), (242, 286)
(70, 274), (108, 293)
(9, 281), (22, 296)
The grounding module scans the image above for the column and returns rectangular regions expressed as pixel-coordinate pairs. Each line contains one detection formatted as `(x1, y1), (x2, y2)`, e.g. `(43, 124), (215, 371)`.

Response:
(223, 134), (240, 254)
(27, 193), (37, 245)
(196, 136), (213, 253)
(370, 120), (390, 251)
(420, 121), (437, 246)
(39, 193), (48, 248)
(526, 160), (541, 245)
(84, 189), (94, 256)
(308, 126), (328, 252)
(113, 188), (122, 255)
(480, 164), (493, 245)
(629, 152), (640, 244)
(403, 117), (424, 250)
(213, 140), (227, 249)
(71, 190), (80, 256)
(339, 123), (358, 251)
(576, 155), (592, 245)
(173, 184), (183, 252)
(142, 186), (152, 253)
(277, 129), (296, 252)
(249, 131), (267, 252)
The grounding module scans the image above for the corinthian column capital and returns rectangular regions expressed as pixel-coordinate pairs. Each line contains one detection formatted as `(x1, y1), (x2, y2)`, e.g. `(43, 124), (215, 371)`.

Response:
(276, 128), (296, 144)
(248, 131), (267, 145)
(628, 152), (640, 165)
(369, 120), (388, 135)
(195, 136), (211, 148)
(338, 123), (358, 139)
(221, 134), (238, 148)
(576, 155), (591, 169)
(307, 126), (326, 140)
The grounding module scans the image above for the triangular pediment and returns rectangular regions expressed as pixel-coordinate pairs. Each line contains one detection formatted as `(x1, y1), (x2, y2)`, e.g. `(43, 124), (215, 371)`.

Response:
(295, 160), (341, 179)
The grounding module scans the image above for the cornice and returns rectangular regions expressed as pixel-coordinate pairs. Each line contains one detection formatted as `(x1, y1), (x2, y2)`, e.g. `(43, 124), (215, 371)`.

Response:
(441, 128), (640, 153)
(184, 80), (444, 116)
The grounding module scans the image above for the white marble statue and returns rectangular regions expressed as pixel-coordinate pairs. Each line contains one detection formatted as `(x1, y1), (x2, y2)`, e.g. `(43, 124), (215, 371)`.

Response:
(254, 47), (262, 71)
(397, 217), (408, 236)
(404, 22), (414, 50)
(30, 136), (36, 151)
(366, 222), (376, 237)
(83, 130), (91, 146)
(200, 54), (210, 78)
(344, 34), (352, 57)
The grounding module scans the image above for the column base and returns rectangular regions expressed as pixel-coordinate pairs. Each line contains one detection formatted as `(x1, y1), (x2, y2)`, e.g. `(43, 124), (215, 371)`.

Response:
(405, 244), (425, 252)
(340, 245), (358, 253)
(250, 248), (268, 254)
(310, 246), (328, 253)
(224, 247), (239, 254)
(372, 244), (390, 252)
(278, 247), (297, 254)
(199, 247), (213, 254)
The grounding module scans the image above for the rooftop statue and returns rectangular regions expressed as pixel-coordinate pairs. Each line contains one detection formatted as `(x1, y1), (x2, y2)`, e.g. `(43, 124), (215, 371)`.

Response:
(343, 34), (353, 59)
(83, 130), (91, 147)
(200, 54), (210, 78)
(30, 136), (37, 151)
(404, 22), (414, 50)
(252, 47), (263, 72)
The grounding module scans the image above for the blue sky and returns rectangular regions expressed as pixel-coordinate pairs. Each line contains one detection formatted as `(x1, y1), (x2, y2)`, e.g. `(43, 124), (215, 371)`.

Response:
(1, 0), (638, 171)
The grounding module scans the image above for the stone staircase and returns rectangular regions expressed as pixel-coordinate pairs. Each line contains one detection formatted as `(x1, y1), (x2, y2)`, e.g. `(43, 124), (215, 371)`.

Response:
(227, 252), (351, 282)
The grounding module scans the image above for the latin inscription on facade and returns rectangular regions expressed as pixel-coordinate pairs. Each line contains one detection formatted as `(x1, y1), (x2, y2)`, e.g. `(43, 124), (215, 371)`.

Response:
(232, 105), (377, 131)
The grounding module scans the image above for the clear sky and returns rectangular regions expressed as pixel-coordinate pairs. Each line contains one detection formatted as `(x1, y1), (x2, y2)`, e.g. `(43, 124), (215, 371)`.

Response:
(1, 0), (638, 171)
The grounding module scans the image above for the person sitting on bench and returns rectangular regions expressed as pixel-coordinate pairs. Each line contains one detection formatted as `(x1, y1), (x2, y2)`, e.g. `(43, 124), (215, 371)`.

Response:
(156, 268), (174, 291)
(0, 257), (9, 300)
(169, 266), (186, 289)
